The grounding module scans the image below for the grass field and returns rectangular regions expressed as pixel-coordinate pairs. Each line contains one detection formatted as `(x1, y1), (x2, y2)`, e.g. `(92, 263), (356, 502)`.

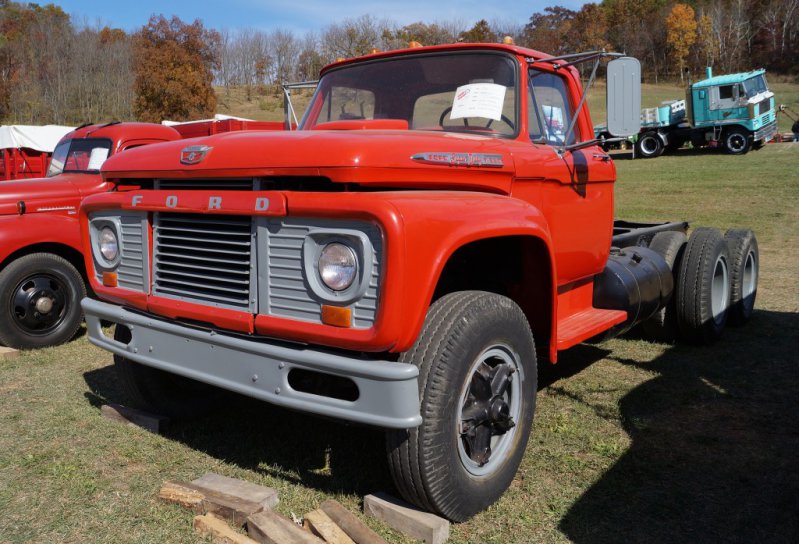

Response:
(1, 90), (798, 543)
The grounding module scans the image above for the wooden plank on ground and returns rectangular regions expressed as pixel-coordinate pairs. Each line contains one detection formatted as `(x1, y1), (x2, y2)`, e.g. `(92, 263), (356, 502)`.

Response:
(0, 346), (19, 360)
(194, 513), (260, 544)
(158, 480), (263, 526)
(159, 480), (204, 511)
(247, 510), (324, 544)
(100, 403), (169, 433)
(192, 472), (279, 509)
(303, 509), (355, 544)
(364, 492), (449, 544)
(319, 500), (387, 544)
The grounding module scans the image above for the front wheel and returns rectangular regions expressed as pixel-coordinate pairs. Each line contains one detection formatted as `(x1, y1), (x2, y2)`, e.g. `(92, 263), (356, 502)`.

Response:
(386, 291), (537, 521)
(0, 253), (86, 349)
(724, 128), (751, 155)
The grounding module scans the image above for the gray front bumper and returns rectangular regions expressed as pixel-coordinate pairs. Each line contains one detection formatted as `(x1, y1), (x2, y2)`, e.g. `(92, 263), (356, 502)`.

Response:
(753, 120), (778, 142)
(82, 298), (421, 429)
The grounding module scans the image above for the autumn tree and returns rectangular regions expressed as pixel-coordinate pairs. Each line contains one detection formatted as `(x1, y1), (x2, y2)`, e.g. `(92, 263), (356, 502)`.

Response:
(133, 15), (220, 122)
(522, 7), (576, 55)
(459, 19), (497, 43)
(382, 22), (457, 48)
(666, 3), (697, 81)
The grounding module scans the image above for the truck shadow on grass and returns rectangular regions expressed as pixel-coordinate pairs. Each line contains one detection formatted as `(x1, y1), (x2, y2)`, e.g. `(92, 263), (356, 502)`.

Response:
(81, 341), (612, 500)
(83, 365), (396, 496)
(559, 309), (799, 544)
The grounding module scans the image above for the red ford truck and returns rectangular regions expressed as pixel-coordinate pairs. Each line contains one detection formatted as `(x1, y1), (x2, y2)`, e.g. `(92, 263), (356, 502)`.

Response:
(0, 125), (75, 181)
(78, 43), (759, 521)
(0, 120), (284, 350)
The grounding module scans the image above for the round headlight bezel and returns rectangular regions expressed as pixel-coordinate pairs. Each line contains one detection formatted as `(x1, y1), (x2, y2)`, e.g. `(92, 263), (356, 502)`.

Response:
(98, 226), (119, 263)
(317, 242), (358, 292)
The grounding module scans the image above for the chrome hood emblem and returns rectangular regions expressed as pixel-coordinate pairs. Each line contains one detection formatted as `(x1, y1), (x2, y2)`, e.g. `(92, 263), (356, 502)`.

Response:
(180, 145), (212, 165)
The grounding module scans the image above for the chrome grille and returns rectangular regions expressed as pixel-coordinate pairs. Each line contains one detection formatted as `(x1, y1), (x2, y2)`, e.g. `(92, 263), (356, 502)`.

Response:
(90, 212), (148, 293)
(260, 219), (381, 329)
(117, 215), (148, 291)
(152, 213), (256, 311)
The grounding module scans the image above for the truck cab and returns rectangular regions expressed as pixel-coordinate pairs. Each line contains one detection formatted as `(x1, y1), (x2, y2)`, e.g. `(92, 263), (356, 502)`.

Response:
(78, 43), (758, 522)
(635, 68), (777, 158)
(688, 68), (777, 149)
(0, 122), (182, 350)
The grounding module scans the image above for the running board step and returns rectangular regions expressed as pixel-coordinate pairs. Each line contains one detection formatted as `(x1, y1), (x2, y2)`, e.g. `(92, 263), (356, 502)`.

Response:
(556, 308), (627, 350)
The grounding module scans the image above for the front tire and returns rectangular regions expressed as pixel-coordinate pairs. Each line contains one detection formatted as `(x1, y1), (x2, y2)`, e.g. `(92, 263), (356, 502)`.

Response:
(386, 291), (537, 521)
(0, 253), (86, 349)
(724, 128), (751, 155)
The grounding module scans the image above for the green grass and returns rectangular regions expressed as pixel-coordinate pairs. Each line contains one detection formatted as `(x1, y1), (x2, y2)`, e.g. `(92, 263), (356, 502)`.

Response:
(1, 93), (798, 543)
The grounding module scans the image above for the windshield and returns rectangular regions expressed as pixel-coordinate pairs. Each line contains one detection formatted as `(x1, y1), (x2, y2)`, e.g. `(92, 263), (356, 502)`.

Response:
(301, 52), (518, 137)
(46, 138), (112, 177)
(742, 75), (769, 99)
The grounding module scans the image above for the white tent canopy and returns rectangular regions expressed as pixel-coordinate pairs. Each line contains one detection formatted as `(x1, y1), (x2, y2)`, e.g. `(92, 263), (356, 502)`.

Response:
(161, 114), (255, 126)
(0, 125), (75, 153)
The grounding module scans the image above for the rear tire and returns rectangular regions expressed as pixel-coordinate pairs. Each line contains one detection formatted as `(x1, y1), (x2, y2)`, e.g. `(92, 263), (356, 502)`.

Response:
(635, 131), (664, 158)
(676, 228), (731, 344)
(113, 325), (221, 418)
(724, 229), (758, 326)
(641, 231), (687, 342)
(386, 291), (537, 521)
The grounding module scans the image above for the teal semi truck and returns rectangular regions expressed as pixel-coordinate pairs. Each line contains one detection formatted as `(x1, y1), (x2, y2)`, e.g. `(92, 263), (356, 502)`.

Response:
(632, 68), (778, 158)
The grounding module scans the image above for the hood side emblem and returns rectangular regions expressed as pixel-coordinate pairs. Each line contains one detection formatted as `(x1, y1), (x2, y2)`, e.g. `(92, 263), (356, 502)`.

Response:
(411, 152), (504, 168)
(180, 145), (212, 165)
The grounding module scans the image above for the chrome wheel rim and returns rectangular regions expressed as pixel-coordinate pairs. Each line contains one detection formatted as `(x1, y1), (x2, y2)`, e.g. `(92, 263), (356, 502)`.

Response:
(742, 249), (757, 305)
(711, 255), (730, 326)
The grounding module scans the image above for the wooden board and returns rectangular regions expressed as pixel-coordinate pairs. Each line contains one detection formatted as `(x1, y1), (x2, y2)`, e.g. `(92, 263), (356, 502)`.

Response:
(303, 509), (355, 544)
(194, 513), (260, 544)
(247, 510), (324, 544)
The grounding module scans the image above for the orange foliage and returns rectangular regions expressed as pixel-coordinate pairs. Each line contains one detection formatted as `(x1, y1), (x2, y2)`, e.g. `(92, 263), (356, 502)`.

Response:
(133, 15), (220, 123)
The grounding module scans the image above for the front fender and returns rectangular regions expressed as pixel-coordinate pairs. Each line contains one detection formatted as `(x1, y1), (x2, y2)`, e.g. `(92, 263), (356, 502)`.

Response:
(383, 191), (557, 352)
(0, 213), (82, 265)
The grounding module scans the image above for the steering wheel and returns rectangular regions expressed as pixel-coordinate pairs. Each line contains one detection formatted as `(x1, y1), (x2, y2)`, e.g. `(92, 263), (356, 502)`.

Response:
(438, 106), (515, 132)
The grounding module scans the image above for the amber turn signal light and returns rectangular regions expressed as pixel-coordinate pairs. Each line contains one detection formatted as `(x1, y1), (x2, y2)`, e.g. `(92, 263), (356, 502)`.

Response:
(102, 271), (118, 287)
(321, 305), (352, 328)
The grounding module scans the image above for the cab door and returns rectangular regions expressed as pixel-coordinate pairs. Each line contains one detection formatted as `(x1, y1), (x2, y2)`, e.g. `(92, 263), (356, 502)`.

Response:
(512, 67), (615, 285)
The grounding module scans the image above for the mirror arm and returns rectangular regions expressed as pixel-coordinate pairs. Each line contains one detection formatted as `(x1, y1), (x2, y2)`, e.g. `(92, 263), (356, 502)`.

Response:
(563, 136), (627, 153)
(559, 56), (601, 155)
(281, 80), (319, 131)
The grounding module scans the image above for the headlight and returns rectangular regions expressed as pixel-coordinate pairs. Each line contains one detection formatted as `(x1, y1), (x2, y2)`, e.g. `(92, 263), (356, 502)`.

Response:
(99, 227), (119, 262)
(318, 243), (357, 291)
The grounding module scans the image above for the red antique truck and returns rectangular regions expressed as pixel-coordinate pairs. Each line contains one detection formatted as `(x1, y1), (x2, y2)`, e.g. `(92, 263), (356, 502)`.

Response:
(0, 124), (75, 180)
(0, 120), (285, 350)
(78, 43), (759, 521)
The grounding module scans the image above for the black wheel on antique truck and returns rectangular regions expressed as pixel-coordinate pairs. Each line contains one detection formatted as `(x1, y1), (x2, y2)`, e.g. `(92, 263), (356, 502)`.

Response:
(386, 291), (537, 522)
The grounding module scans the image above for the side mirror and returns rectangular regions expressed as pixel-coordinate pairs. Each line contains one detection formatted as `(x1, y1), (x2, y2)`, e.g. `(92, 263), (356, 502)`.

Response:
(606, 57), (641, 137)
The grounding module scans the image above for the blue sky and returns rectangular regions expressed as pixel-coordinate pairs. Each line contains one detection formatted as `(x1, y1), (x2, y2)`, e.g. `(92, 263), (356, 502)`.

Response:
(56, 1), (590, 34)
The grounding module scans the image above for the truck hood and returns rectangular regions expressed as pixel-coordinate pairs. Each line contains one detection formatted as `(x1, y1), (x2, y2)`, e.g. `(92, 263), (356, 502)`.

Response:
(101, 130), (518, 193)
(0, 175), (88, 216)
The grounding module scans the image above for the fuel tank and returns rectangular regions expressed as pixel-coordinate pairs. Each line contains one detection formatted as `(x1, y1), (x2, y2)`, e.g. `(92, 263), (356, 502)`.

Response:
(593, 246), (673, 337)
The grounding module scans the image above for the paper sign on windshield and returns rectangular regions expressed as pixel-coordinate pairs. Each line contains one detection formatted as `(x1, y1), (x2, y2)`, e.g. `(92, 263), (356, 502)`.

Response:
(88, 148), (110, 170)
(450, 83), (507, 121)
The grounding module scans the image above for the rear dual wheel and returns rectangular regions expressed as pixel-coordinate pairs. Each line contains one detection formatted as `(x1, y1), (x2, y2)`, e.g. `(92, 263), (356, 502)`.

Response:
(635, 131), (664, 158)
(675, 228), (732, 344)
(386, 291), (536, 522)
